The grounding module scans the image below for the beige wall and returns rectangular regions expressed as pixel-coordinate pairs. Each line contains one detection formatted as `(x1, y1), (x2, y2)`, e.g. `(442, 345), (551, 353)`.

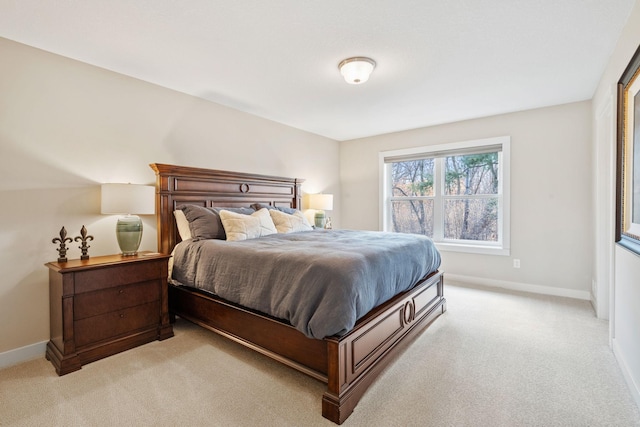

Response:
(0, 38), (340, 354)
(340, 101), (593, 296)
(2, 4), (640, 410)
(592, 0), (640, 407)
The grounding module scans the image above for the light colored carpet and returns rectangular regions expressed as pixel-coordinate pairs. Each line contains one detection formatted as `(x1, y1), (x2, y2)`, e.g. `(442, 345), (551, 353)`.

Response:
(1, 283), (639, 426)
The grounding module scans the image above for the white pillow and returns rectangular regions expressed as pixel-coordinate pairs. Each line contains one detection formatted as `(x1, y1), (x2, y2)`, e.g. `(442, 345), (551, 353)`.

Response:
(269, 209), (313, 233)
(219, 208), (277, 241)
(174, 210), (192, 240)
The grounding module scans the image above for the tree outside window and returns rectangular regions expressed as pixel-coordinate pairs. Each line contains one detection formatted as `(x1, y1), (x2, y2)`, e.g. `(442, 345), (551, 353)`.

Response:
(381, 137), (509, 254)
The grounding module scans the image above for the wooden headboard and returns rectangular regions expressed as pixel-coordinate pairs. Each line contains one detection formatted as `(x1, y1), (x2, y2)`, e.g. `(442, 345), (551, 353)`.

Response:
(150, 163), (304, 254)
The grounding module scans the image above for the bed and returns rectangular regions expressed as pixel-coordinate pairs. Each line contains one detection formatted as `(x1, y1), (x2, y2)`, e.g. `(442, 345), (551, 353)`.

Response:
(150, 163), (446, 424)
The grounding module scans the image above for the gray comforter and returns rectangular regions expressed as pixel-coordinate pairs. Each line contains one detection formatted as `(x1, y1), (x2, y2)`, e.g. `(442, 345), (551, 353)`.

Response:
(170, 229), (440, 339)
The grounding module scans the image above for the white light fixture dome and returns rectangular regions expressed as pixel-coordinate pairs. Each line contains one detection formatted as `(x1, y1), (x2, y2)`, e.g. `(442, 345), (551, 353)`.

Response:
(338, 57), (376, 84)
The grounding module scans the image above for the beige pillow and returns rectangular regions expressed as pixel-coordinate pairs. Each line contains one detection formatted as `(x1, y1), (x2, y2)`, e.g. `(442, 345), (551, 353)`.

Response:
(173, 210), (192, 240)
(269, 209), (313, 233)
(219, 208), (277, 241)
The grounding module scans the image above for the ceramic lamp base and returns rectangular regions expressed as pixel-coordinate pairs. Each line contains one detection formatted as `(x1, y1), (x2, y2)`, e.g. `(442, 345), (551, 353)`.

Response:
(116, 215), (143, 256)
(314, 211), (326, 229)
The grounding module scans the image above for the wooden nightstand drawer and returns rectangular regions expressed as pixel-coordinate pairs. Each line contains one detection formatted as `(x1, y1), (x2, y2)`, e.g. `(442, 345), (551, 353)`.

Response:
(74, 280), (160, 320)
(74, 300), (161, 348)
(74, 260), (164, 293)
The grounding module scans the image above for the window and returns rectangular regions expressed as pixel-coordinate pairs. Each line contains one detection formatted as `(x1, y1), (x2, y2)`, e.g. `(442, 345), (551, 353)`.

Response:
(380, 136), (510, 255)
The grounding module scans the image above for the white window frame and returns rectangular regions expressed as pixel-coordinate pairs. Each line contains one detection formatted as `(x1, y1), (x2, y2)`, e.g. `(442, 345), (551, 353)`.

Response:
(379, 136), (511, 256)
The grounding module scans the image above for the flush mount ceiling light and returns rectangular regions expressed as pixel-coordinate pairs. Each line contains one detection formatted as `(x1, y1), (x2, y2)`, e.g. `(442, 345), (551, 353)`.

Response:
(338, 57), (376, 84)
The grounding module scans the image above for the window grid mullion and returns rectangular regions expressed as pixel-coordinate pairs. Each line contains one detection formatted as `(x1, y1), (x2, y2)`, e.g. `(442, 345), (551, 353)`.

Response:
(433, 157), (444, 241)
(442, 194), (499, 200)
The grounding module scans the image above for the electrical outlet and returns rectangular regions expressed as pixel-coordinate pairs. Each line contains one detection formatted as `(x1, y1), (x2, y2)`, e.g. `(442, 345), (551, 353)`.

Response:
(513, 259), (521, 268)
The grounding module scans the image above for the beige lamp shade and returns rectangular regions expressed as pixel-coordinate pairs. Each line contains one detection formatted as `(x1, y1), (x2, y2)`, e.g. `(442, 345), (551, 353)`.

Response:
(308, 193), (333, 211)
(101, 184), (155, 215)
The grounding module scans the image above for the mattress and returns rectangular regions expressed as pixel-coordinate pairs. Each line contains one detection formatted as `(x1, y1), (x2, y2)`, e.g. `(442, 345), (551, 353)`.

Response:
(170, 229), (441, 339)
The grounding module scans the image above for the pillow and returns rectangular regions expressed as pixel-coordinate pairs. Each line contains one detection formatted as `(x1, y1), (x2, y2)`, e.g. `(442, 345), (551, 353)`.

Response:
(250, 202), (298, 215)
(173, 209), (192, 240)
(219, 208), (277, 241)
(178, 205), (255, 240)
(269, 209), (313, 233)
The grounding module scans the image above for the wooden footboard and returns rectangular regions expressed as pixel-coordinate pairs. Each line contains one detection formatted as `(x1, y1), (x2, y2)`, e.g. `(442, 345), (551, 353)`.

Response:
(169, 270), (445, 424)
(323, 271), (445, 423)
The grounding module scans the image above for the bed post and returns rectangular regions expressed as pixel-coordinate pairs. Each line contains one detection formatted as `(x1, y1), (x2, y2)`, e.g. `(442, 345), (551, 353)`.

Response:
(150, 163), (177, 255)
(294, 179), (303, 210)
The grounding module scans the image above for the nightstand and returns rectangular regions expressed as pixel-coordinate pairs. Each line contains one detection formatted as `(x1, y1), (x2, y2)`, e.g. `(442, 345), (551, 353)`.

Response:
(45, 252), (173, 375)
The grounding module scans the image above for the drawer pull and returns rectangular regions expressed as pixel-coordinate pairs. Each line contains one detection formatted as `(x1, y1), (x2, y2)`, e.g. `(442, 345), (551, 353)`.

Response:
(118, 289), (125, 294)
(119, 314), (125, 318)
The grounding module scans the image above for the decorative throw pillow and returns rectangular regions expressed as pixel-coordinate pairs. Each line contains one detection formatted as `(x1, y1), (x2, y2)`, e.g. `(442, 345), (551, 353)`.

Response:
(179, 205), (255, 240)
(219, 208), (277, 241)
(269, 209), (313, 233)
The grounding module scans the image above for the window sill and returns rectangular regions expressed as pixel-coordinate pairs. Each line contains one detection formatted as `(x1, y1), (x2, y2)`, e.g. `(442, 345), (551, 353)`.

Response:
(435, 242), (510, 256)
(617, 235), (640, 257)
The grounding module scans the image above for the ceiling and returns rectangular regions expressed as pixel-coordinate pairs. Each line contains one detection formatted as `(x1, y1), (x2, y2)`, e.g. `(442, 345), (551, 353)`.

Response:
(0, 0), (635, 141)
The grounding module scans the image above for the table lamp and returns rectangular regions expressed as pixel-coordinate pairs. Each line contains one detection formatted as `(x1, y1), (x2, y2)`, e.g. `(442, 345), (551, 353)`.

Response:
(101, 183), (155, 255)
(308, 193), (333, 229)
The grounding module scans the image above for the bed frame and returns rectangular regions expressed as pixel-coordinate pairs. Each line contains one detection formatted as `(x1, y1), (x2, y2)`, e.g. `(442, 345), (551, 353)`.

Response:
(150, 163), (446, 424)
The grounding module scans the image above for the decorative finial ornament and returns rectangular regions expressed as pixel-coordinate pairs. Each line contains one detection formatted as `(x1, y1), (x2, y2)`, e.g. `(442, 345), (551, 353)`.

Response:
(74, 225), (94, 260)
(324, 217), (333, 230)
(52, 226), (73, 262)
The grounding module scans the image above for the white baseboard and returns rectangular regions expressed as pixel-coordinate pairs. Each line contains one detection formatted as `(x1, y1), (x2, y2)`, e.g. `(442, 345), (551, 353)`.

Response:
(612, 338), (640, 410)
(445, 273), (591, 300)
(0, 341), (47, 370)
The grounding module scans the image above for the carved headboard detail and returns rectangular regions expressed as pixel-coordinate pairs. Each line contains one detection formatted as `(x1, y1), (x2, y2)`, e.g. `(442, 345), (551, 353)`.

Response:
(150, 163), (304, 254)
